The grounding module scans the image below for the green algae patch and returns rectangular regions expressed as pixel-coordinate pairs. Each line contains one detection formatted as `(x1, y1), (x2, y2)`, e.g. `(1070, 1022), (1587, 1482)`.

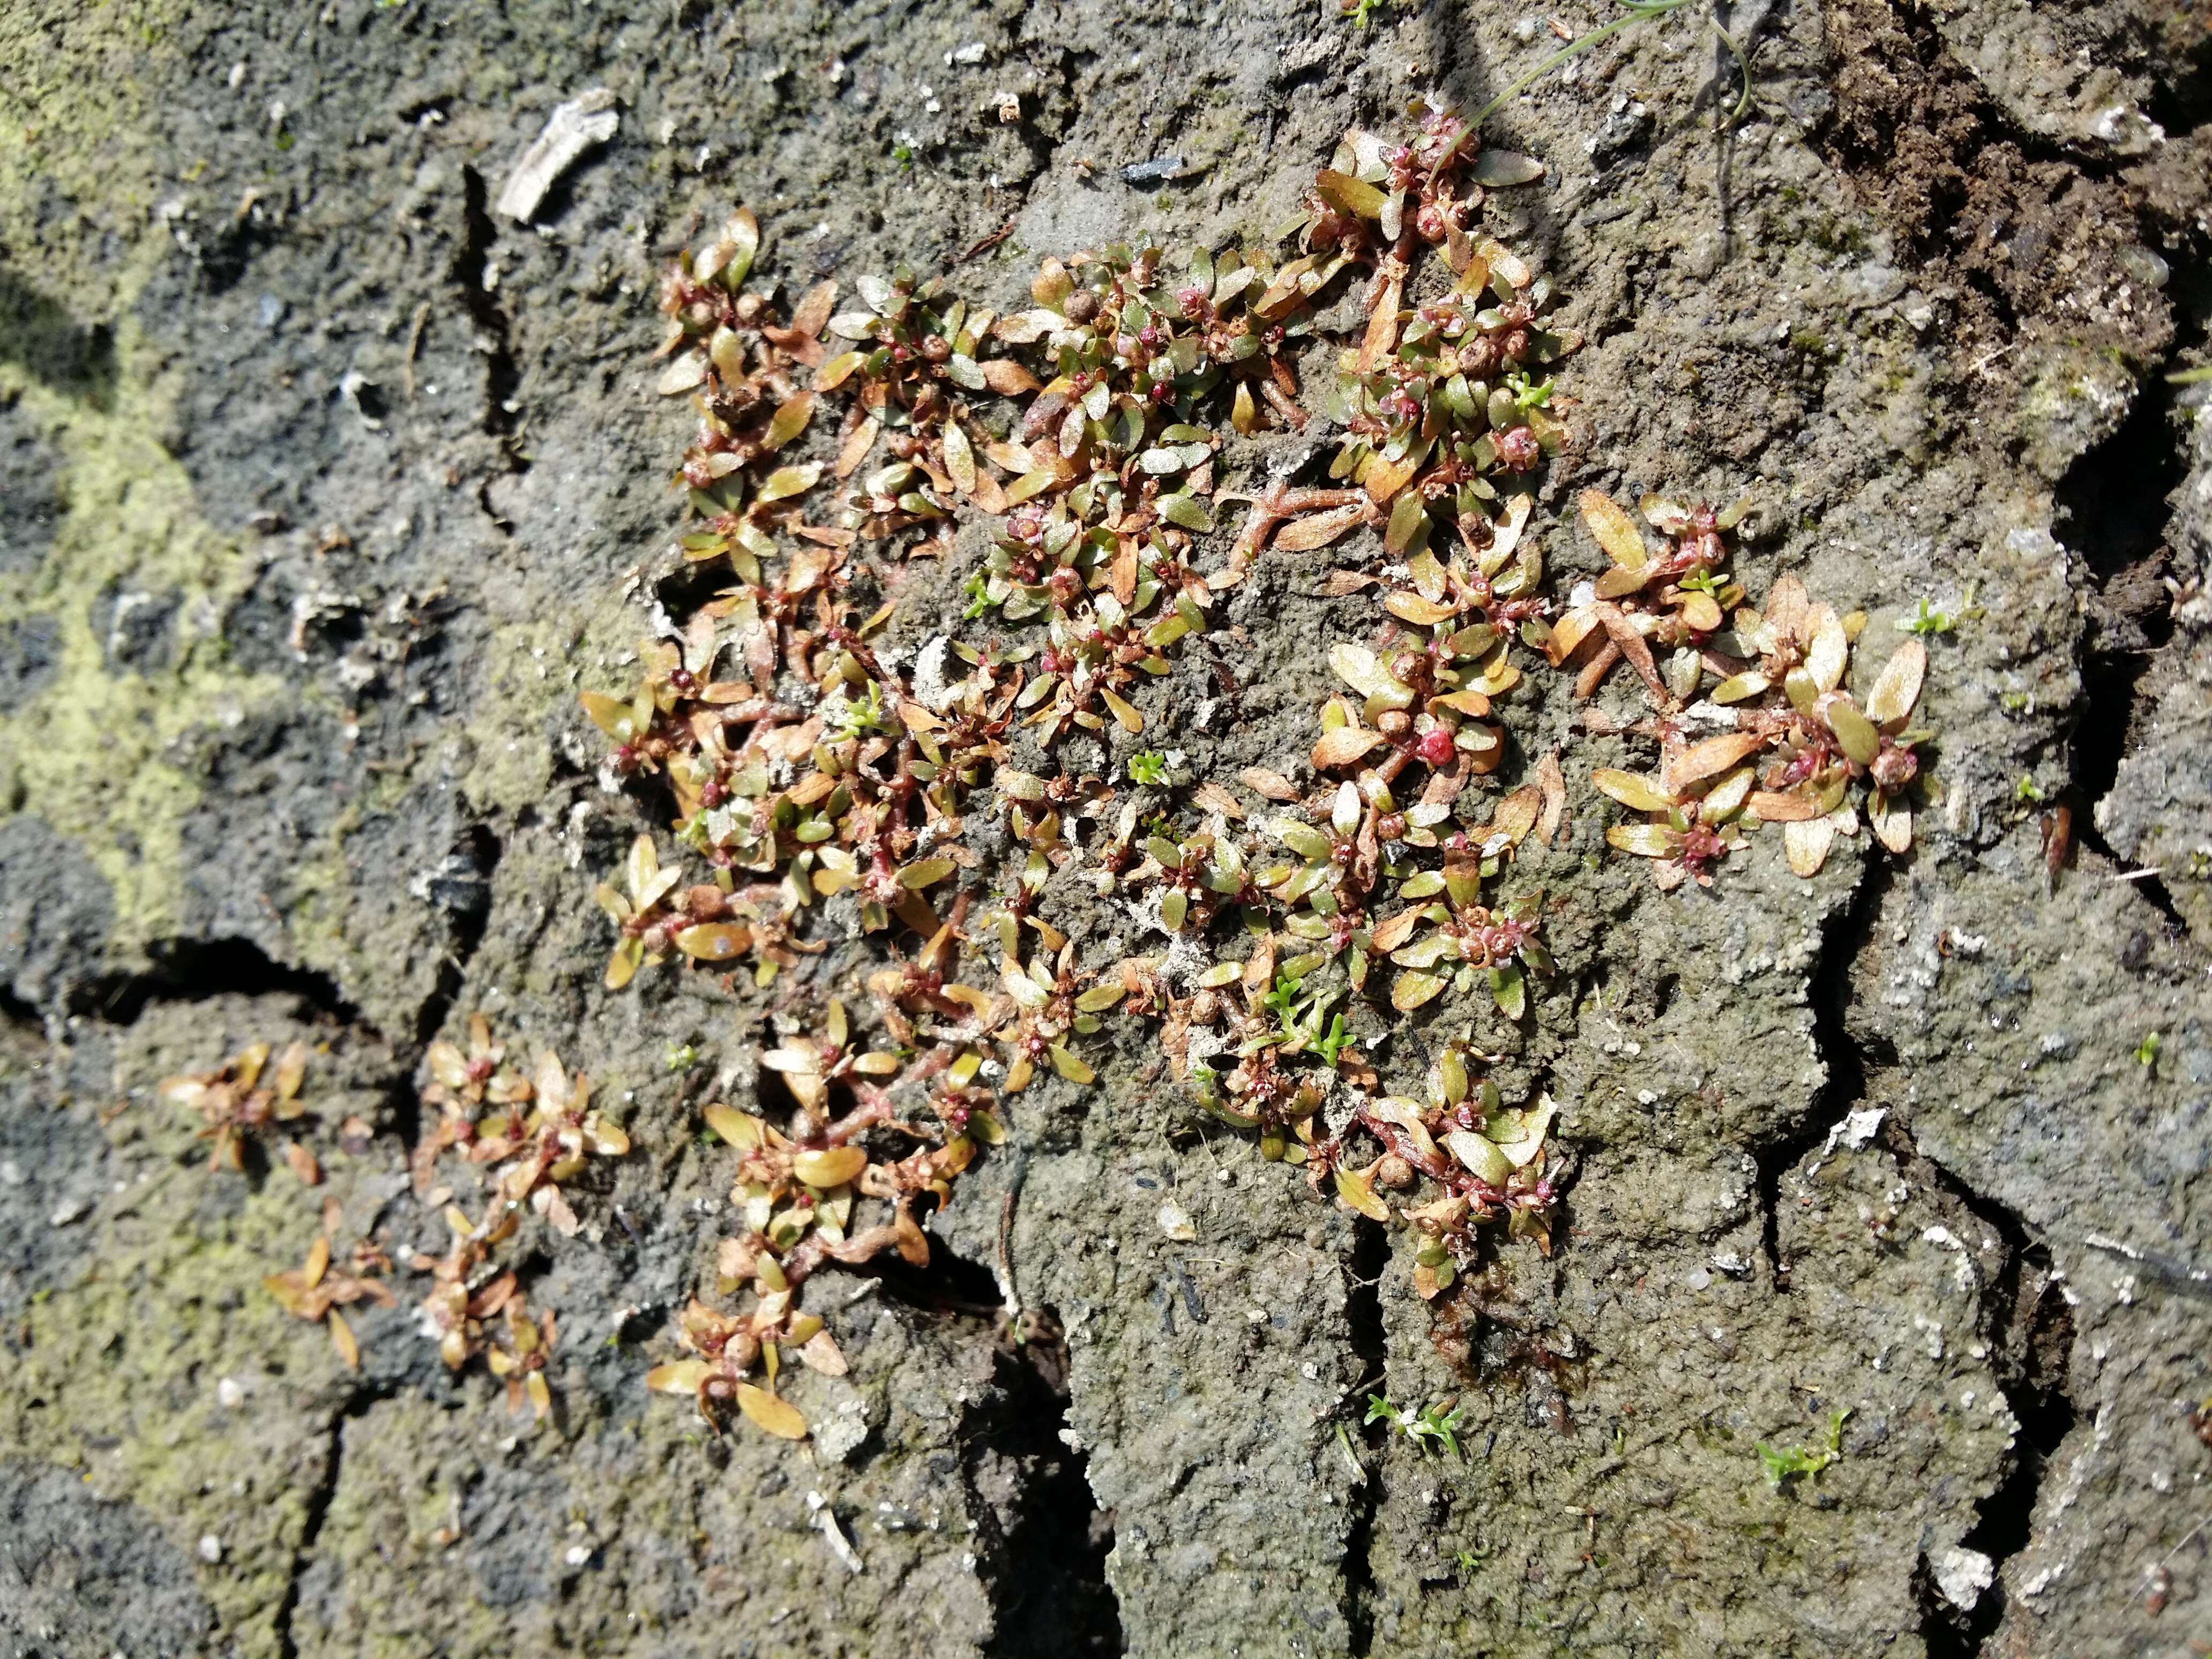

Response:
(0, 1), (182, 341)
(0, 1135), (344, 1656)
(0, 340), (292, 953)
(463, 606), (612, 816)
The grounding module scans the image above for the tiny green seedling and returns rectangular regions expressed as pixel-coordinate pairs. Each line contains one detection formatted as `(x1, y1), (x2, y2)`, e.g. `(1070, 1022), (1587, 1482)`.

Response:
(1897, 585), (1981, 637)
(1339, 0), (1388, 24)
(826, 681), (892, 741)
(666, 1042), (700, 1073)
(1127, 750), (1170, 787)
(1757, 1408), (1849, 1491)
(1262, 966), (1307, 1035)
(1506, 371), (1554, 410)
(1335, 1421), (1367, 1483)
(1312, 1012), (1355, 1068)
(962, 570), (993, 619)
(1186, 1058), (1221, 1109)
(2014, 775), (2046, 804)
(2136, 1032), (2162, 1068)
(1366, 1393), (1468, 1458)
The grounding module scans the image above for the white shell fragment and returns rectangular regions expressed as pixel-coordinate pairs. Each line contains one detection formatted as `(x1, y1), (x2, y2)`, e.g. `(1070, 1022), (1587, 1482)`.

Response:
(496, 89), (619, 222)
(807, 1491), (865, 1574)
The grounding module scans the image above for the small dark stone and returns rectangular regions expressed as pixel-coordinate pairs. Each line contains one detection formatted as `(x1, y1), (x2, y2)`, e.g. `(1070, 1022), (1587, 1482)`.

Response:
(0, 612), (62, 708)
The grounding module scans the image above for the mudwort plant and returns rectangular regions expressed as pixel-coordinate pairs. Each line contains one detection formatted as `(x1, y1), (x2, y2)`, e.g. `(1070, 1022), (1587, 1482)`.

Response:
(566, 99), (1931, 1443)
(200, 83), (1935, 1450)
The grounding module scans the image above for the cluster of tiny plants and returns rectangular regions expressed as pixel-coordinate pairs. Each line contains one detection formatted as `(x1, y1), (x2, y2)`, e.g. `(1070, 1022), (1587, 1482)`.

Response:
(1563, 489), (1935, 886)
(175, 111), (1940, 1447)
(163, 1042), (387, 1370)
(160, 1040), (318, 1182)
(167, 1018), (628, 1416)
(559, 103), (1934, 1443)
(403, 1018), (630, 1418)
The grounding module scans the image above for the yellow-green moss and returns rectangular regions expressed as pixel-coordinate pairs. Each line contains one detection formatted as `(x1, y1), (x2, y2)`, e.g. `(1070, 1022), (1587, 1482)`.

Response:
(0, 1105), (347, 1655)
(0, 342), (292, 950)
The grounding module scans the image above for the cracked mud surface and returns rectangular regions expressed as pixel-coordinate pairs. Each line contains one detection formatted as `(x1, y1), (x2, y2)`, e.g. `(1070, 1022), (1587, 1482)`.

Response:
(4, 1), (2211, 1655)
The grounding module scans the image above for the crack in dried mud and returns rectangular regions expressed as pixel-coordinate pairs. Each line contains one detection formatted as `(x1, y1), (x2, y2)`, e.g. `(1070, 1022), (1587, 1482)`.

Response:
(1340, 1213), (1388, 1655)
(1752, 854), (1893, 1290)
(271, 1384), (394, 1659)
(880, 1230), (1122, 1656)
(455, 163), (528, 533)
(66, 936), (364, 1032)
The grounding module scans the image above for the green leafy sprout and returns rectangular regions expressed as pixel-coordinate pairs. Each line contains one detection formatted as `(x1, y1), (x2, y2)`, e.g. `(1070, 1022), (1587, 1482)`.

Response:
(826, 681), (893, 742)
(1187, 1057), (1221, 1109)
(2014, 775), (2046, 804)
(1757, 1407), (1849, 1491)
(1262, 966), (1306, 1033)
(1506, 371), (1554, 410)
(962, 569), (995, 620)
(666, 1042), (700, 1074)
(1366, 1393), (1468, 1458)
(1897, 584), (1981, 637)
(2136, 1031), (2162, 1068)
(1262, 966), (1346, 1058)
(1127, 750), (1170, 787)
(1339, 0), (1388, 25)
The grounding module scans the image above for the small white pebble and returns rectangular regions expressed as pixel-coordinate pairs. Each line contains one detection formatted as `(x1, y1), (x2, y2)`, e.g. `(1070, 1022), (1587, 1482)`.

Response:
(1157, 1202), (1195, 1241)
(198, 1535), (222, 1563)
(564, 1544), (592, 1566)
(216, 1378), (245, 1409)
